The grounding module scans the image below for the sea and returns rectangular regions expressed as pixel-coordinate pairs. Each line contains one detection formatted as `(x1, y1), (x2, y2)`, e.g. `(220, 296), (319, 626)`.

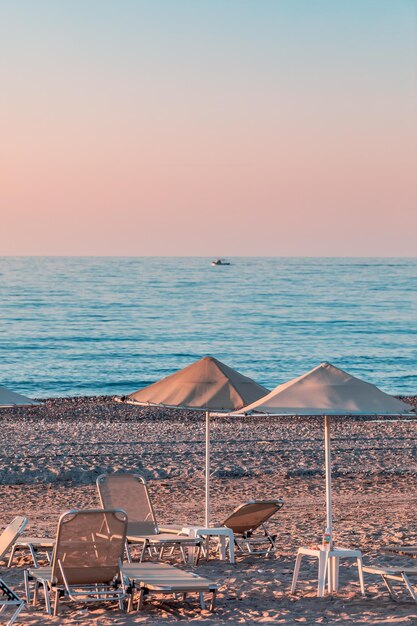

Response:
(0, 257), (416, 398)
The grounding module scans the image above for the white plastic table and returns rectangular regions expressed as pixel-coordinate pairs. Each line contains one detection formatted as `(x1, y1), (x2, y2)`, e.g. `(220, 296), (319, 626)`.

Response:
(180, 526), (235, 564)
(291, 546), (365, 597)
(160, 525), (235, 564)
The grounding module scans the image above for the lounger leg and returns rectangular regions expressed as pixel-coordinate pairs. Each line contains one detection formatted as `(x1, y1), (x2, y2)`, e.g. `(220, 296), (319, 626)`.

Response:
(140, 541), (148, 562)
(382, 575), (398, 601)
(357, 557), (365, 597)
(53, 589), (60, 616)
(137, 587), (145, 611)
(179, 544), (187, 564)
(401, 573), (417, 602)
(7, 545), (18, 568)
(7, 601), (24, 626)
(29, 545), (39, 568)
(195, 542), (201, 565)
(159, 546), (164, 560)
(42, 582), (52, 615)
(210, 589), (217, 612)
(291, 552), (303, 594)
(33, 581), (39, 606)
(199, 592), (206, 610)
(23, 570), (30, 604)
(126, 589), (132, 613)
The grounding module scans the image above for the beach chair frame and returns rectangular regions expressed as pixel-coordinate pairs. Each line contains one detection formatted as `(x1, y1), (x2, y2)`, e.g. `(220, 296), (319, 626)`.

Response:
(221, 500), (284, 555)
(24, 509), (129, 616)
(363, 564), (417, 602)
(122, 562), (218, 612)
(0, 579), (25, 626)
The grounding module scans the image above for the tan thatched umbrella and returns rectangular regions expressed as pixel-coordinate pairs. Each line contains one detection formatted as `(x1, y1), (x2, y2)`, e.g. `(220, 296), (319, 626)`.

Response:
(213, 362), (414, 544)
(126, 356), (269, 525)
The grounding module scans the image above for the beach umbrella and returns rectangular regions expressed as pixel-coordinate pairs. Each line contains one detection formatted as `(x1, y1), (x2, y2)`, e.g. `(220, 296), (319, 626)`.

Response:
(126, 355), (269, 526)
(0, 385), (40, 407)
(213, 362), (414, 544)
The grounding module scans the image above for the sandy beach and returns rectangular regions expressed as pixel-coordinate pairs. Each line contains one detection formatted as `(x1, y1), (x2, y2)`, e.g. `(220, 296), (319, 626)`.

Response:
(2, 396), (417, 624)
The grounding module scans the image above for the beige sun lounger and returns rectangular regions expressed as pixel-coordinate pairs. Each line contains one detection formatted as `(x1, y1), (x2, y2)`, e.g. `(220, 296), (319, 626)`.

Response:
(0, 516), (28, 566)
(221, 500), (284, 555)
(97, 473), (203, 563)
(123, 562), (218, 611)
(24, 509), (128, 616)
(0, 516), (28, 624)
(363, 563), (417, 602)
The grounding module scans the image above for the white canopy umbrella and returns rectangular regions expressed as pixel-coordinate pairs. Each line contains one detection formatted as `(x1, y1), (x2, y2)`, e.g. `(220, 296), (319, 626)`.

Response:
(213, 362), (414, 544)
(0, 385), (40, 407)
(125, 355), (269, 526)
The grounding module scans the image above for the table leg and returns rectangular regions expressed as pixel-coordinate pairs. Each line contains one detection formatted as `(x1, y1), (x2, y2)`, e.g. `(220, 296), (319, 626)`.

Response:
(186, 529), (197, 565)
(291, 552), (303, 593)
(227, 530), (235, 564)
(219, 535), (227, 560)
(318, 551), (328, 598)
(334, 556), (340, 592)
(357, 557), (365, 597)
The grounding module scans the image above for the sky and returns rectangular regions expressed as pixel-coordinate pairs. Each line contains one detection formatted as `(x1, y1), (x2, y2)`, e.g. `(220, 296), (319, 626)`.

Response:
(1, 0), (416, 256)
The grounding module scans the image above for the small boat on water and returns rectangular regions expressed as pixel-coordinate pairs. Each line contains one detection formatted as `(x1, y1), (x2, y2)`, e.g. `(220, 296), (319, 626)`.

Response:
(211, 258), (231, 266)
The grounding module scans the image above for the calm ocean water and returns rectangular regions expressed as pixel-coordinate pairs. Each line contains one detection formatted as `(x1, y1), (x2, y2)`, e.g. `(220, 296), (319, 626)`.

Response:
(0, 257), (416, 398)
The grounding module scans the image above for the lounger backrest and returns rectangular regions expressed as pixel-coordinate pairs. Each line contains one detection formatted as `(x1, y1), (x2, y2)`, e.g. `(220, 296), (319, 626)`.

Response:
(0, 516), (28, 560)
(51, 509), (127, 585)
(222, 500), (283, 534)
(97, 473), (159, 536)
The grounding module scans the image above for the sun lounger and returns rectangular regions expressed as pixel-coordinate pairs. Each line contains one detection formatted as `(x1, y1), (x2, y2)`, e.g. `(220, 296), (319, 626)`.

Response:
(382, 545), (417, 557)
(221, 500), (283, 555)
(363, 563), (417, 602)
(123, 562), (218, 611)
(0, 579), (25, 626)
(24, 509), (128, 616)
(97, 473), (203, 563)
(8, 536), (55, 568)
(0, 517), (28, 566)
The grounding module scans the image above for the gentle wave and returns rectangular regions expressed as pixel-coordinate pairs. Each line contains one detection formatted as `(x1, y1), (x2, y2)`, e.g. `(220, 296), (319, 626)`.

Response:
(0, 257), (416, 397)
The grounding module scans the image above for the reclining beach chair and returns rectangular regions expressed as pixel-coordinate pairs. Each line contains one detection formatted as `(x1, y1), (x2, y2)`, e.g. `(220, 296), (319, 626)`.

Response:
(24, 509), (128, 616)
(221, 500), (283, 555)
(0, 516), (28, 566)
(363, 562), (417, 602)
(123, 562), (218, 611)
(97, 473), (203, 563)
(0, 579), (25, 626)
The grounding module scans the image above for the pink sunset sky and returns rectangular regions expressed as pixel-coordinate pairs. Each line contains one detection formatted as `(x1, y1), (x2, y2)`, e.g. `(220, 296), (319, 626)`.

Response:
(1, 1), (417, 256)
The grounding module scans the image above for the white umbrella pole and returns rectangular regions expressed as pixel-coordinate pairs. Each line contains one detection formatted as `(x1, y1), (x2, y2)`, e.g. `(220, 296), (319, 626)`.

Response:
(324, 415), (333, 542)
(205, 410), (210, 528)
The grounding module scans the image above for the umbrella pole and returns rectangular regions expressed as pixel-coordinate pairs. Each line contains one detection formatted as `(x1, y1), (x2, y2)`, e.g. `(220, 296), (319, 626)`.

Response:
(205, 410), (210, 528)
(324, 415), (333, 544)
